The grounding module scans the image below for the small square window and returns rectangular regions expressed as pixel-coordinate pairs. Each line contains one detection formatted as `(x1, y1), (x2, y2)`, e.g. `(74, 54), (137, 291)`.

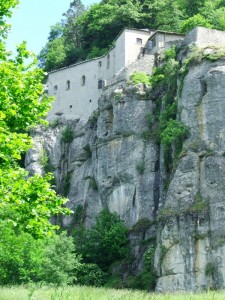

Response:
(136, 38), (142, 44)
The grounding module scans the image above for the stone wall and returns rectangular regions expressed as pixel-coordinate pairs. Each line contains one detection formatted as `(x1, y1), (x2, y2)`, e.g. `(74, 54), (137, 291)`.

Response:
(47, 29), (151, 122)
(184, 26), (225, 48)
(149, 31), (184, 54)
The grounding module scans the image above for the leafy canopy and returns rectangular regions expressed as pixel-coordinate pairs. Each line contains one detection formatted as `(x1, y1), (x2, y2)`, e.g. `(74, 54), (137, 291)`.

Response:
(73, 209), (130, 271)
(39, 0), (225, 72)
(0, 0), (71, 237)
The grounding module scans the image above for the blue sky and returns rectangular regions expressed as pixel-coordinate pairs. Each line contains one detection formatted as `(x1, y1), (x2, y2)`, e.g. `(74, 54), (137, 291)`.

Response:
(6, 0), (97, 55)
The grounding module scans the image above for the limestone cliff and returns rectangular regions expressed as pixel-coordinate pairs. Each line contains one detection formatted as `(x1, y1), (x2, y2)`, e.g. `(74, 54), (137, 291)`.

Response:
(155, 57), (225, 291)
(26, 41), (225, 291)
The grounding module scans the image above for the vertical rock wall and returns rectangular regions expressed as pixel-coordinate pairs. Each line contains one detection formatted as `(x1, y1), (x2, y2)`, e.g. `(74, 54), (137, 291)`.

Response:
(26, 46), (225, 291)
(155, 60), (225, 291)
(26, 83), (159, 271)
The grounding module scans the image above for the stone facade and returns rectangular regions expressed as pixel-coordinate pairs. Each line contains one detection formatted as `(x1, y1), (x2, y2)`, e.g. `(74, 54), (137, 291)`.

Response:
(47, 29), (185, 122)
(184, 26), (225, 48)
(148, 31), (184, 54)
(47, 29), (152, 122)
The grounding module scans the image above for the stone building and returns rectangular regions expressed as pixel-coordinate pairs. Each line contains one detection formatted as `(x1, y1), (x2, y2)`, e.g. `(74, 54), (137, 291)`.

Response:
(47, 28), (184, 122)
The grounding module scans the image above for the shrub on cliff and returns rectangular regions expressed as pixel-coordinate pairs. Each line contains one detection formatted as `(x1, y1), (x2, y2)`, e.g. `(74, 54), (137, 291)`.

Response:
(130, 72), (151, 86)
(73, 209), (130, 271)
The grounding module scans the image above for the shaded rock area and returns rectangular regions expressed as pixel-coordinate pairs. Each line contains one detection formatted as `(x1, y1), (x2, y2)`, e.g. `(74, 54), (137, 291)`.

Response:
(26, 48), (225, 291)
(26, 83), (159, 274)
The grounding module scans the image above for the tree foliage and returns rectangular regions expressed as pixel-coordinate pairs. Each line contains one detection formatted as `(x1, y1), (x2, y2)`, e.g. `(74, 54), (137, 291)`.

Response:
(0, 0), (71, 237)
(73, 209), (130, 271)
(39, 0), (225, 72)
(0, 224), (80, 285)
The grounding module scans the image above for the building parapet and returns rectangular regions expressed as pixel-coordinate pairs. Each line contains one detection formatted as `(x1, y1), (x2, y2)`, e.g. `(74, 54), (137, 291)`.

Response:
(183, 27), (225, 49)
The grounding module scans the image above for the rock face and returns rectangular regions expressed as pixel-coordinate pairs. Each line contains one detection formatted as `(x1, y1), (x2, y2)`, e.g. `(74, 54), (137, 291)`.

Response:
(26, 46), (225, 291)
(155, 60), (225, 291)
(26, 83), (159, 272)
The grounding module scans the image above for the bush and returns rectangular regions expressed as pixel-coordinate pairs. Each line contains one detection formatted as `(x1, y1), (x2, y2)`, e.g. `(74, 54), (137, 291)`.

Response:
(61, 126), (74, 143)
(209, 7), (225, 31)
(136, 161), (145, 175)
(130, 218), (152, 233)
(161, 119), (189, 150)
(87, 46), (108, 59)
(0, 221), (44, 284)
(73, 209), (130, 271)
(130, 72), (151, 86)
(41, 232), (80, 285)
(39, 147), (55, 173)
(180, 14), (212, 33)
(88, 176), (98, 190)
(0, 223), (81, 285)
(76, 263), (106, 287)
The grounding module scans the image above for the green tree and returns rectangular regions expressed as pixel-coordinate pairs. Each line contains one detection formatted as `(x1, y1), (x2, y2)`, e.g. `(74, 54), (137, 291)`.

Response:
(75, 0), (144, 53)
(0, 0), (18, 38)
(48, 22), (64, 42)
(209, 7), (225, 30)
(0, 223), (81, 285)
(42, 37), (67, 71)
(38, 0), (87, 71)
(73, 209), (130, 271)
(38, 0), (225, 70)
(176, 0), (207, 17)
(180, 14), (212, 33)
(62, 0), (86, 48)
(0, 0), (71, 237)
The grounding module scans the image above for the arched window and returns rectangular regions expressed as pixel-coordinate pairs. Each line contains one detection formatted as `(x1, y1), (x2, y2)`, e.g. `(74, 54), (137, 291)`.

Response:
(66, 80), (70, 90)
(98, 79), (105, 89)
(81, 75), (86, 86)
(107, 54), (110, 69)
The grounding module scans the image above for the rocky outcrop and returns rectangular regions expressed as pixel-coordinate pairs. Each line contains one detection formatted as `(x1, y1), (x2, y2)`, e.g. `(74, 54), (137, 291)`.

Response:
(26, 83), (159, 271)
(26, 42), (225, 291)
(155, 60), (225, 291)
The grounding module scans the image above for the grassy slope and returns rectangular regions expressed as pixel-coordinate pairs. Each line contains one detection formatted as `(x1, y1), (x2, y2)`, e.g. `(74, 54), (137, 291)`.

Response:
(0, 286), (224, 300)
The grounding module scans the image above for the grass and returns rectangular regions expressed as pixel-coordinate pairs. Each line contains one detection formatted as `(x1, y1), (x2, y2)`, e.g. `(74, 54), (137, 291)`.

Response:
(0, 286), (224, 300)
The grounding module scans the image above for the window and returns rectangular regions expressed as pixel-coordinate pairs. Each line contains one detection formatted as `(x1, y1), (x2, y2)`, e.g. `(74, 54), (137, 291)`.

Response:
(89, 99), (92, 103)
(136, 38), (142, 44)
(98, 79), (105, 89)
(54, 85), (58, 94)
(81, 75), (86, 86)
(148, 38), (156, 49)
(152, 38), (156, 47)
(107, 54), (110, 69)
(148, 40), (153, 49)
(98, 61), (102, 67)
(70, 105), (72, 108)
(66, 80), (70, 90)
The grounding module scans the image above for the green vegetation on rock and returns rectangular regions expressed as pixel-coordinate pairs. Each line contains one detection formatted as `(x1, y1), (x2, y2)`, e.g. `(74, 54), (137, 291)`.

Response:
(61, 125), (74, 143)
(141, 46), (189, 172)
(130, 72), (151, 86)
